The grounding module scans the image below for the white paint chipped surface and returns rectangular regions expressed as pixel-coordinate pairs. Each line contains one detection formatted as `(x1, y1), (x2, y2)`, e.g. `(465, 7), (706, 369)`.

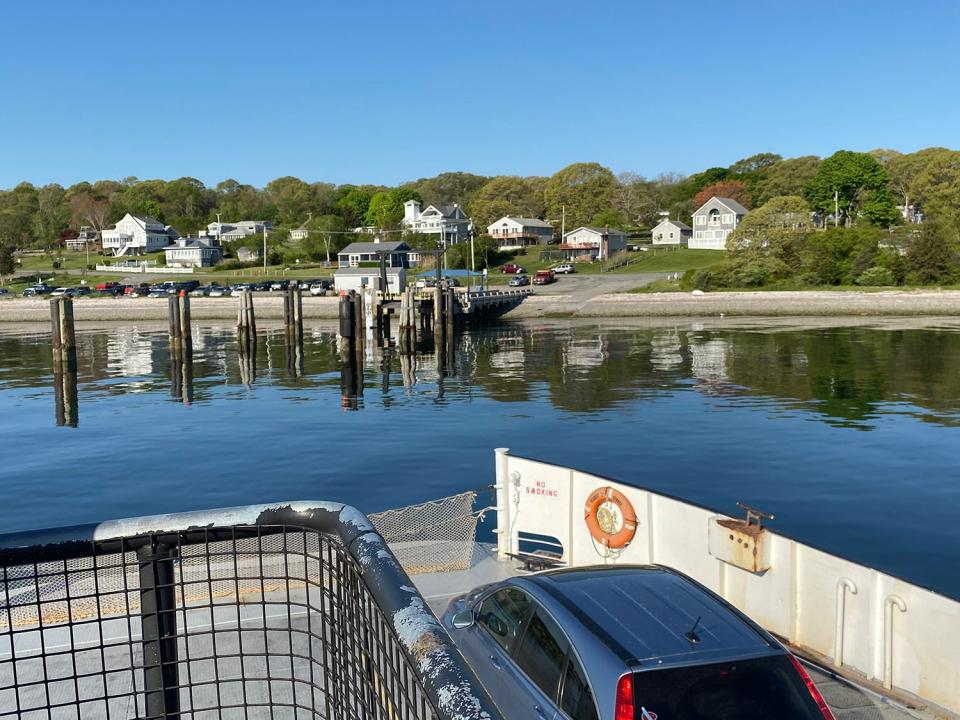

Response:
(93, 501), (345, 541)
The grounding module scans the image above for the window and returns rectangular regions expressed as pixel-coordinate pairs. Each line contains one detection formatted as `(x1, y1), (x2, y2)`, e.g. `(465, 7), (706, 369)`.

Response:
(669, 232), (674, 239)
(477, 587), (531, 653)
(722, 213), (733, 224)
(695, 215), (706, 226)
(709, 209), (720, 224)
(628, 656), (829, 720)
(514, 608), (569, 699)
(560, 657), (598, 720)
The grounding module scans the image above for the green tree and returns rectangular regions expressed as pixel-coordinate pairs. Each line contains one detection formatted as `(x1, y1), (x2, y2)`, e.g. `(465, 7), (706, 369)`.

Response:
(726, 195), (814, 272)
(365, 188), (421, 229)
(469, 176), (545, 228)
(909, 149), (960, 225)
(264, 176), (315, 226)
(300, 214), (347, 263)
(404, 172), (488, 208)
(0, 244), (14, 279)
(749, 156), (821, 206)
(804, 150), (897, 227)
(905, 219), (959, 284)
(335, 185), (377, 227)
(543, 162), (617, 230)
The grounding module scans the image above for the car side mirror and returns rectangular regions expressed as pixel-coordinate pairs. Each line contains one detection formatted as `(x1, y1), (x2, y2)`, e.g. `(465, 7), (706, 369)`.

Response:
(451, 609), (475, 629)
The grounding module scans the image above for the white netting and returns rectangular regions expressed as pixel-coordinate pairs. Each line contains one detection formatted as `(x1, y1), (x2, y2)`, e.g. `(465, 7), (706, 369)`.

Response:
(370, 492), (479, 575)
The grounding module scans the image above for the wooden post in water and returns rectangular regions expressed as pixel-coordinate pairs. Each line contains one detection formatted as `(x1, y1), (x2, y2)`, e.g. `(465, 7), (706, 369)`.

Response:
(237, 288), (257, 385)
(433, 285), (444, 339)
(178, 291), (192, 349)
(50, 298), (62, 367)
(445, 286), (456, 335)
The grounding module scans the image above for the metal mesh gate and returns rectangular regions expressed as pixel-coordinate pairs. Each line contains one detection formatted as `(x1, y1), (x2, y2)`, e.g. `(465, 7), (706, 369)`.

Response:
(0, 502), (501, 720)
(369, 492), (479, 575)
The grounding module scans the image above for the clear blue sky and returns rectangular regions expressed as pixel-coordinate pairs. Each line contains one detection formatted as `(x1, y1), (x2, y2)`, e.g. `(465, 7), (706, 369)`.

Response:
(1, 0), (957, 189)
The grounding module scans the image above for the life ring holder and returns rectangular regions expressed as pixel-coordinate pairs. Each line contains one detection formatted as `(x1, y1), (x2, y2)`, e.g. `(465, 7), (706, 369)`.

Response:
(584, 486), (638, 555)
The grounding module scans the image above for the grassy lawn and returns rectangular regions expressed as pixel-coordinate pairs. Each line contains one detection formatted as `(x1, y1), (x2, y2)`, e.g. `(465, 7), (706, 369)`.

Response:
(607, 248), (725, 273)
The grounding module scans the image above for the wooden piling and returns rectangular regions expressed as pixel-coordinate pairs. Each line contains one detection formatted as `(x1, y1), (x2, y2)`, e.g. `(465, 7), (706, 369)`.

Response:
(168, 295), (181, 342)
(445, 286), (456, 334)
(178, 291), (192, 347)
(237, 289), (257, 381)
(60, 296), (75, 356)
(50, 298), (62, 360)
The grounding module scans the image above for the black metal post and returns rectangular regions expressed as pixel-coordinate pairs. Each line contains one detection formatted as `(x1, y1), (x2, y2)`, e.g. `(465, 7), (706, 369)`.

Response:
(137, 540), (180, 720)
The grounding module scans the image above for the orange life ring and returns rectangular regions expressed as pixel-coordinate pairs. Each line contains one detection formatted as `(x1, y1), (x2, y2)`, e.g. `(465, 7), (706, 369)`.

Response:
(584, 486), (637, 549)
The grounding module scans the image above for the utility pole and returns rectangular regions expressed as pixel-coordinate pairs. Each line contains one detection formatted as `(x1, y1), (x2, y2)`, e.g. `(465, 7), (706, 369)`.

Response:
(216, 213), (222, 245)
(561, 205), (565, 239)
(262, 225), (267, 274)
(834, 190), (839, 228)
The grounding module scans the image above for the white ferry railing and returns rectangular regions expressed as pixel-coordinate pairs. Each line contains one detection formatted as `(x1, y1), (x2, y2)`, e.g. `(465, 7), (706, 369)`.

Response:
(493, 448), (960, 717)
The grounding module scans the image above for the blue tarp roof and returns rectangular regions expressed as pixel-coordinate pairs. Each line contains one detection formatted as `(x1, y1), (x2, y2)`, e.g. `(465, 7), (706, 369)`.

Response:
(415, 269), (482, 278)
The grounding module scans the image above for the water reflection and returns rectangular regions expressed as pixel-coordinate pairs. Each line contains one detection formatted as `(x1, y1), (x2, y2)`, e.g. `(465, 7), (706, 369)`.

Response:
(1, 320), (960, 429)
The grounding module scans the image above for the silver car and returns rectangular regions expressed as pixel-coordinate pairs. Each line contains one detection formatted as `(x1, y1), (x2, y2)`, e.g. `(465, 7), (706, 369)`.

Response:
(444, 565), (834, 720)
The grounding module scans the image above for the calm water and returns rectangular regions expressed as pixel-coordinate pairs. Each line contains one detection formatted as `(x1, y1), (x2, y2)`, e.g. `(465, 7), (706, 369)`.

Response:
(0, 319), (958, 599)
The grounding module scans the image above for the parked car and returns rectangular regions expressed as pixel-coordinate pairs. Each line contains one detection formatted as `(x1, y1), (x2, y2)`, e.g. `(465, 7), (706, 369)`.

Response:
(415, 278), (438, 289)
(254, 280), (273, 291)
(532, 270), (556, 285)
(95, 281), (120, 291)
(270, 280), (290, 291)
(309, 280), (333, 296)
(501, 263), (526, 274)
(23, 284), (54, 297)
(552, 263), (575, 274)
(0, 288), (11, 298)
(147, 289), (168, 298)
(73, 287), (92, 297)
(208, 286), (228, 297)
(508, 275), (530, 287)
(444, 566), (836, 720)
(51, 287), (75, 298)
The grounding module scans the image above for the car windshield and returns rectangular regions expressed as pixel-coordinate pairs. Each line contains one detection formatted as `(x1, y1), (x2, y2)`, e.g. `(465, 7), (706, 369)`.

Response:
(630, 655), (824, 720)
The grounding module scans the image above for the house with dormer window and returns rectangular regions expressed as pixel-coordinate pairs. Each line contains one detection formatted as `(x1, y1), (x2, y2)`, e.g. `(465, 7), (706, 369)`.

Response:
(690, 197), (748, 250)
(402, 200), (472, 247)
(101, 214), (178, 256)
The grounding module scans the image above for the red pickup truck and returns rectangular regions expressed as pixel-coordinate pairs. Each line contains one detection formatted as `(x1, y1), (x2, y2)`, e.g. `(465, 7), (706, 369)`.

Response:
(532, 270), (556, 285)
(500, 263), (526, 274)
(95, 281), (120, 291)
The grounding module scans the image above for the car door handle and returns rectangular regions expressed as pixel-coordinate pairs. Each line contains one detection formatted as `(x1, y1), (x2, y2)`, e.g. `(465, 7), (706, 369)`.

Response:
(489, 654), (502, 669)
(534, 705), (547, 717)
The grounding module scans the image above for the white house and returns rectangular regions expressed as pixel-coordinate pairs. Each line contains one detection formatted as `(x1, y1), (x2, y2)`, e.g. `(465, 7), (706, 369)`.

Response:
(486, 217), (554, 250)
(337, 240), (412, 269)
(559, 227), (628, 261)
(164, 237), (224, 268)
(651, 219), (691, 246)
(101, 214), (177, 256)
(690, 197), (748, 250)
(334, 267), (407, 294)
(200, 220), (272, 243)
(65, 226), (99, 251)
(402, 200), (471, 247)
(236, 247), (260, 263)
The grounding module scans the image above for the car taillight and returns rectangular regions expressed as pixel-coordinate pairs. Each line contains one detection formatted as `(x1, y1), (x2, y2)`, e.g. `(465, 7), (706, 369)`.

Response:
(788, 654), (836, 720)
(614, 673), (634, 720)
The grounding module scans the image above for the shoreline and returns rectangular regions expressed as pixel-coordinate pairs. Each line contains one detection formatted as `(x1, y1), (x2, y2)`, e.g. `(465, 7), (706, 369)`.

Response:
(2, 289), (960, 323)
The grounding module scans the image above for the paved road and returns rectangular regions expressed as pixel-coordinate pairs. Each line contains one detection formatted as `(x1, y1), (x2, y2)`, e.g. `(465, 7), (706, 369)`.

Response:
(505, 272), (668, 316)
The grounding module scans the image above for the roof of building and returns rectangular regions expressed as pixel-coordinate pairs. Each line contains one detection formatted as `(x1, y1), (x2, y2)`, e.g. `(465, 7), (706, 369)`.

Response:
(520, 566), (774, 667)
(696, 197), (749, 216)
(563, 226), (628, 238)
(491, 216), (553, 228)
(131, 214), (163, 225)
(339, 241), (410, 254)
(166, 238), (220, 250)
(334, 267), (405, 275)
(653, 219), (692, 231)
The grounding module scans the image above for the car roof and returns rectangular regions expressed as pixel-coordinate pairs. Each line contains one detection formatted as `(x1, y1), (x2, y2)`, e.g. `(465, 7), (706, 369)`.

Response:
(515, 565), (777, 669)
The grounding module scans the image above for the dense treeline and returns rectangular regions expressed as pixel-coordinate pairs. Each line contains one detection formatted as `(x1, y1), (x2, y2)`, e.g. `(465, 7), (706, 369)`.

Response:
(1, 147), (959, 284)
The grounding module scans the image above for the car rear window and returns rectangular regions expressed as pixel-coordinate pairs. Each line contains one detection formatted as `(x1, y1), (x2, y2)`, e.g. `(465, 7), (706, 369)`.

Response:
(630, 655), (826, 720)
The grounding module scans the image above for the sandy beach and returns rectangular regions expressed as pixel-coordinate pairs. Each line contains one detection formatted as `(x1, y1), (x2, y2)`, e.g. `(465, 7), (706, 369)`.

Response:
(3, 289), (960, 323)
